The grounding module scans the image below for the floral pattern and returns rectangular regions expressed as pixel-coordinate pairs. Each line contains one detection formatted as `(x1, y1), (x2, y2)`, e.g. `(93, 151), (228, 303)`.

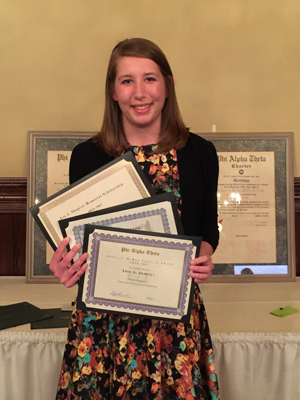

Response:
(131, 145), (181, 211)
(56, 145), (220, 400)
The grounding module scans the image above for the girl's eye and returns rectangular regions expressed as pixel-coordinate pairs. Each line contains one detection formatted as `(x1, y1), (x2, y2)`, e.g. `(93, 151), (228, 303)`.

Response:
(122, 79), (132, 84)
(145, 77), (156, 82)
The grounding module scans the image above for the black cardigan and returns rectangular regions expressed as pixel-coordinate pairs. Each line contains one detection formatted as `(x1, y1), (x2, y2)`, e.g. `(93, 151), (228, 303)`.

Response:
(69, 132), (219, 251)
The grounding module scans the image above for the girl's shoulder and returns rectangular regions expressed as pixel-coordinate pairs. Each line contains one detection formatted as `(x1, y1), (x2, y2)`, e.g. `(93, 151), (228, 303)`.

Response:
(70, 137), (114, 183)
(187, 132), (216, 150)
(182, 132), (217, 160)
(72, 137), (103, 157)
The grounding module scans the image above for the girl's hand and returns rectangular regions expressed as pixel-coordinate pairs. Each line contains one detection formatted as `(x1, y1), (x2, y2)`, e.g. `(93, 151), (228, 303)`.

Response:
(49, 237), (88, 288)
(189, 254), (214, 284)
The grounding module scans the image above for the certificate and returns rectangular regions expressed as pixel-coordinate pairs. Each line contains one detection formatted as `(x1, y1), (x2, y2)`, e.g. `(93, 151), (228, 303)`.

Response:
(30, 151), (155, 250)
(77, 225), (201, 322)
(59, 192), (183, 261)
(213, 151), (276, 264)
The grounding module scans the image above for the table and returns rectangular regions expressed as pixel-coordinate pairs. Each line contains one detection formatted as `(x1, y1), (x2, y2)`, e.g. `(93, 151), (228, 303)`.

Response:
(1, 277), (300, 400)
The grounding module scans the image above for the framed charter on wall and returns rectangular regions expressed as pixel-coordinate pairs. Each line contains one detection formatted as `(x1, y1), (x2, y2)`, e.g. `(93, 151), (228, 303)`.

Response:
(26, 131), (94, 282)
(201, 132), (295, 282)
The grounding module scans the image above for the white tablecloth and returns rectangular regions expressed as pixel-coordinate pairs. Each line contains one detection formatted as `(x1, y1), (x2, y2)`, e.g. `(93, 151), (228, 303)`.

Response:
(1, 331), (300, 400)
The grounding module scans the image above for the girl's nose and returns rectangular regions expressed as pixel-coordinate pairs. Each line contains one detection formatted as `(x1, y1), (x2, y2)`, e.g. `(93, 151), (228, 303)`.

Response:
(134, 81), (146, 100)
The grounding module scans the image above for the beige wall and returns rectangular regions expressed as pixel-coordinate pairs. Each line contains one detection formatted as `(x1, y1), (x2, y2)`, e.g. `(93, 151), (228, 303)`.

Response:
(1, 0), (300, 177)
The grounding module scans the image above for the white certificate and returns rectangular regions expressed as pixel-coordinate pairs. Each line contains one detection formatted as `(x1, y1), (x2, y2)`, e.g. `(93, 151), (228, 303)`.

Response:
(30, 152), (154, 249)
(77, 225), (200, 322)
(59, 193), (182, 261)
(213, 151), (276, 264)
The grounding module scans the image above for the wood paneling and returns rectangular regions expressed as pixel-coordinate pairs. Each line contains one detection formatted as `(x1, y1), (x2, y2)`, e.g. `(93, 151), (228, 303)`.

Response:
(0, 177), (27, 213)
(0, 178), (27, 276)
(0, 177), (299, 276)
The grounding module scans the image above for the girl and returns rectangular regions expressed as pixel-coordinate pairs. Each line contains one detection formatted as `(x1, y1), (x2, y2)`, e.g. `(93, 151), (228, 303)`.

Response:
(50, 38), (220, 400)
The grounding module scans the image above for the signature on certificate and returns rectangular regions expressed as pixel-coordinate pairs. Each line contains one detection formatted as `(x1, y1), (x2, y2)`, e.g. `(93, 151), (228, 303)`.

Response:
(109, 290), (132, 299)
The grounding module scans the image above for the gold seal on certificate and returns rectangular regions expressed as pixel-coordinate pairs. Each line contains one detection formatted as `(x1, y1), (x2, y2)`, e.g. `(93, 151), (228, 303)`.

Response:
(77, 225), (201, 323)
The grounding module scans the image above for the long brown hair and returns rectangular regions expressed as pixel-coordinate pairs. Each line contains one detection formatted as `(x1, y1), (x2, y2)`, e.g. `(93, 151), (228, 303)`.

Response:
(94, 38), (189, 156)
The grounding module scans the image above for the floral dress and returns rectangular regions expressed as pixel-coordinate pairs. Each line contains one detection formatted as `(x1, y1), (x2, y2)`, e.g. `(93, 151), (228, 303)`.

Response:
(56, 145), (220, 400)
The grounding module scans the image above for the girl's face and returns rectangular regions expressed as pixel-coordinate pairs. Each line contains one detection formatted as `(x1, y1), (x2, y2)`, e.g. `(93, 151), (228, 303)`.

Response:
(113, 56), (167, 136)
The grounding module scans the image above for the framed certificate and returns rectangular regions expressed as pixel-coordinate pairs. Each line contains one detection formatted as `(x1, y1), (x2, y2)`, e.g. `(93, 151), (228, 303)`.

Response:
(30, 151), (155, 251)
(201, 132), (295, 282)
(26, 131), (94, 282)
(77, 225), (201, 323)
(59, 192), (183, 261)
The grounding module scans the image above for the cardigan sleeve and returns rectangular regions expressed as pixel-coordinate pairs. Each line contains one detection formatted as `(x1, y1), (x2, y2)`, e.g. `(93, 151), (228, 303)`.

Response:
(178, 133), (219, 252)
(198, 140), (219, 251)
